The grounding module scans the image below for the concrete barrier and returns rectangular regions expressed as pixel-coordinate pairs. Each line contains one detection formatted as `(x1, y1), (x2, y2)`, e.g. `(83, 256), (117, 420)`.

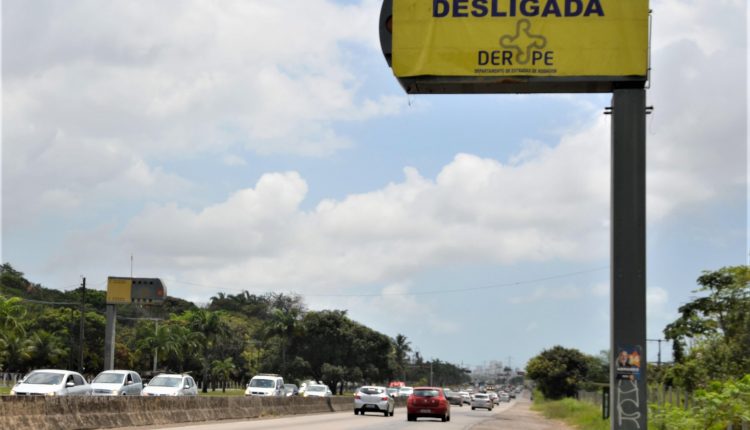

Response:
(0, 395), (356, 430)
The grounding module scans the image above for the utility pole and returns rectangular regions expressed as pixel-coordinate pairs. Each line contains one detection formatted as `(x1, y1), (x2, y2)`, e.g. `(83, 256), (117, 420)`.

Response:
(647, 338), (663, 367)
(79, 277), (86, 373)
(153, 320), (159, 373)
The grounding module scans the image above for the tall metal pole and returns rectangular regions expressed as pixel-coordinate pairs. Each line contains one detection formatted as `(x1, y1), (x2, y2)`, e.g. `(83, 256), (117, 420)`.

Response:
(78, 277), (86, 373)
(153, 320), (159, 373)
(610, 87), (647, 430)
(104, 304), (116, 370)
(647, 338), (663, 367)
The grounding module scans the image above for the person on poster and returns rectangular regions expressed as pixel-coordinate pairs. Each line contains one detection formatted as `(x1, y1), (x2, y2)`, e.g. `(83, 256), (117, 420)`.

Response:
(616, 350), (633, 369)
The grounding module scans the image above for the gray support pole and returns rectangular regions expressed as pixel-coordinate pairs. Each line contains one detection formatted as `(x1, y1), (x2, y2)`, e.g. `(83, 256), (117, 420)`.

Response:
(610, 87), (647, 430)
(104, 304), (116, 370)
(78, 277), (86, 373)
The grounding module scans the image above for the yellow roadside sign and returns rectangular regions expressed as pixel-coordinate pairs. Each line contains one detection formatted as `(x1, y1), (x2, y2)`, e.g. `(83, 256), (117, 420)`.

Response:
(106, 277), (132, 304)
(393, 0), (649, 79)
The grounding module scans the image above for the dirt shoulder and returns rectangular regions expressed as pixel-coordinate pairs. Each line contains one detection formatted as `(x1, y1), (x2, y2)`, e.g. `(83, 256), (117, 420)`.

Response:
(470, 396), (576, 430)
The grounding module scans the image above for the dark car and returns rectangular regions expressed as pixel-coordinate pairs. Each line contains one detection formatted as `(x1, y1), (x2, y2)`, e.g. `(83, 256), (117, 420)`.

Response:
(406, 387), (451, 422)
(443, 388), (463, 407)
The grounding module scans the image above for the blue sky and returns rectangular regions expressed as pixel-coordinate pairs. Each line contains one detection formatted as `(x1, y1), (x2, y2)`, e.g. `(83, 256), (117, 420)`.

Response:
(2, 0), (747, 370)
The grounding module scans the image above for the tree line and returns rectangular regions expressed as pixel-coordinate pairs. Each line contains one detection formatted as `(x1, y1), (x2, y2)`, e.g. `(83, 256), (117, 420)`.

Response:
(0, 263), (470, 392)
(524, 265), (749, 426)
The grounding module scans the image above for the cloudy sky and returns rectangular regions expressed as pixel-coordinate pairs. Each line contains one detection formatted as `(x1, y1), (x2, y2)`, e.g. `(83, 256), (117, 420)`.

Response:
(2, 0), (747, 370)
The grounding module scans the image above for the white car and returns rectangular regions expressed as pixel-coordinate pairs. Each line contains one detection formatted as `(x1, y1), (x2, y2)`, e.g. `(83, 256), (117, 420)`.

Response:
(303, 384), (332, 397)
(459, 391), (471, 404)
(91, 370), (143, 396)
(499, 391), (511, 402)
(11, 369), (91, 396)
(398, 386), (414, 398)
(142, 374), (197, 396)
(354, 386), (395, 416)
(471, 393), (494, 411)
(245, 374), (285, 397)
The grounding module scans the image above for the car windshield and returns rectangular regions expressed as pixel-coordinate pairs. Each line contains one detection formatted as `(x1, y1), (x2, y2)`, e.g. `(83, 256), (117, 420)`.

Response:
(93, 373), (125, 384)
(308, 385), (325, 392)
(23, 372), (64, 385)
(414, 389), (439, 397)
(149, 376), (182, 387)
(360, 387), (384, 395)
(249, 378), (275, 388)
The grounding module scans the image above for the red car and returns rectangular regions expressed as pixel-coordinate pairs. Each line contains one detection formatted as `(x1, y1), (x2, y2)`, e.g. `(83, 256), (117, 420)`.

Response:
(406, 386), (451, 422)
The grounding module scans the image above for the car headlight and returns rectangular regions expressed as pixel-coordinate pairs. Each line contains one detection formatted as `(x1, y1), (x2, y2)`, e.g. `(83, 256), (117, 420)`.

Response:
(110, 390), (119, 395)
(10, 390), (16, 395)
(46, 392), (56, 396)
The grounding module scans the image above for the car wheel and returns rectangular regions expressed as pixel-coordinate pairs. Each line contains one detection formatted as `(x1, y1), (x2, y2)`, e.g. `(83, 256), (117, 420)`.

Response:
(390, 409), (395, 417)
(442, 414), (447, 422)
(407, 414), (415, 421)
(383, 410), (389, 417)
(354, 409), (358, 415)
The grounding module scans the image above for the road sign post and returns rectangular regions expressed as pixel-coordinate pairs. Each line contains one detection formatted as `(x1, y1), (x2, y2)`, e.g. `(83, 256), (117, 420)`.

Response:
(610, 88), (647, 430)
(104, 277), (167, 370)
(380, 2), (650, 428)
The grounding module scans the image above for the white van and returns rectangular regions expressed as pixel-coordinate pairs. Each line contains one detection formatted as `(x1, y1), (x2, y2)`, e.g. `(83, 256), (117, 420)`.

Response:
(244, 374), (285, 397)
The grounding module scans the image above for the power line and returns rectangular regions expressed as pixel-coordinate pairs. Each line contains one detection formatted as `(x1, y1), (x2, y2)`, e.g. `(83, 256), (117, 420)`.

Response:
(20, 298), (80, 306)
(13, 265), (609, 302)
(165, 266), (609, 298)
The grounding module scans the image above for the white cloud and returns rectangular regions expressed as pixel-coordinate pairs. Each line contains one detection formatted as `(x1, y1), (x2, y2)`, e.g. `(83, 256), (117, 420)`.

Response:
(100, 136), (613, 295)
(647, 286), (675, 324)
(3, 0), (399, 227)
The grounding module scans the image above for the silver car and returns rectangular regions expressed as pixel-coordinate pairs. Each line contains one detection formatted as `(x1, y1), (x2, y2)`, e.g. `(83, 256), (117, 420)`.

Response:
(471, 393), (494, 411)
(142, 373), (198, 396)
(354, 386), (395, 417)
(302, 384), (332, 397)
(91, 370), (143, 396)
(11, 369), (92, 396)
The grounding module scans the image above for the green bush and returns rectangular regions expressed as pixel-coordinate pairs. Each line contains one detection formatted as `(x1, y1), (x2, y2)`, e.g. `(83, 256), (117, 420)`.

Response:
(650, 376), (750, 429)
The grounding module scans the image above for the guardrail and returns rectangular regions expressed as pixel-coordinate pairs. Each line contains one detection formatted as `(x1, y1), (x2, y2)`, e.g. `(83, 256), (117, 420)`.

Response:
(0, 395), (366, 430)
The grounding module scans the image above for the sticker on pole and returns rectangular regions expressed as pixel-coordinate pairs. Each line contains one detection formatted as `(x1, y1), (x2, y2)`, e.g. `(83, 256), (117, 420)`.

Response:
(615, 345), (643, 381)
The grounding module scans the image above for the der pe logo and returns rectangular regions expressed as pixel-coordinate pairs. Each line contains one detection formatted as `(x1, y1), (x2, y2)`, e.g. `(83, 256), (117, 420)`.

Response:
(478, 19), (553, 67)
(500, 20), (547, 65)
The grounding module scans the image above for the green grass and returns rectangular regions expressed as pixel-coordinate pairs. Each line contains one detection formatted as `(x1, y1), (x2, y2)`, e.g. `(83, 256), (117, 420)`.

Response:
(0, 387), (10, 395)
(531, 392), (609, 430)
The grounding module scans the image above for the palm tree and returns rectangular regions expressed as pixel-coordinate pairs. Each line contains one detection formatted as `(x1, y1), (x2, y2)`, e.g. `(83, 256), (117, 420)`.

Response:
(0, 295), (27, 334)
(265, 307), (300, 372)
(2, 331), (35, 372)
(186, 309), (230, 392)
(135, 323), (183, 372)
(31, 330), (68, 368)
(211, 357), (236, 393)
(394, 334), (412, 382)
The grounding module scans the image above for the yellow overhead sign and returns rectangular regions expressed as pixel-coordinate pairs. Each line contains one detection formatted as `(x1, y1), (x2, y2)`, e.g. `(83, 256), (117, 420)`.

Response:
(392, 0), (649, 79)
(106, 277), (132, 304)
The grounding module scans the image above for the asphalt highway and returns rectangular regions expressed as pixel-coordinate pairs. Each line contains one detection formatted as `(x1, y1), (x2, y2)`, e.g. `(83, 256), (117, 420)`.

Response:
(129, 400), (517, 430)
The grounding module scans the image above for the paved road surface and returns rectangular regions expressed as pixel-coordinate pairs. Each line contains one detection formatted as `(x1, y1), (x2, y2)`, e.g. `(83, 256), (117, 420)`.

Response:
(114, 394), (572, 430)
